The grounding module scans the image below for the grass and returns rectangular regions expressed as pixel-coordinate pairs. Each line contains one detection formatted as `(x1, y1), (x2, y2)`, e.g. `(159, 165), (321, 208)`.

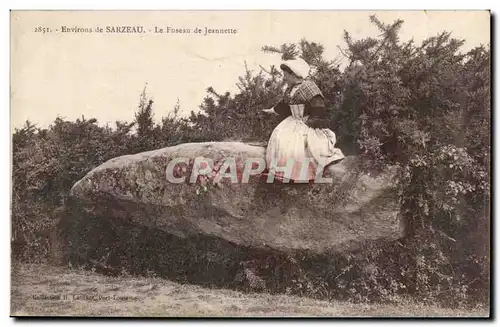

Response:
(10, 263), (489, 317)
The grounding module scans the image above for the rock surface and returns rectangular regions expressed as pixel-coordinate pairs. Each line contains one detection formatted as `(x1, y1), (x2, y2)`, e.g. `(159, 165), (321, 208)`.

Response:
(69, 142), (402, 254)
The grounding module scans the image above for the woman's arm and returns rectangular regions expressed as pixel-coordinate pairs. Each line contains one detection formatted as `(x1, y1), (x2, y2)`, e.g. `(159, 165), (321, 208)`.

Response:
(273, 100), (292, 117)
(304, 95), (330, 129)
(261, 100), (291, 116)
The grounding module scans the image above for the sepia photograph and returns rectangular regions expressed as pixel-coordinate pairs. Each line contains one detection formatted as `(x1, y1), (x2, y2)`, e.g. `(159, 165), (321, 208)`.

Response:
(9, 10), (491, 318)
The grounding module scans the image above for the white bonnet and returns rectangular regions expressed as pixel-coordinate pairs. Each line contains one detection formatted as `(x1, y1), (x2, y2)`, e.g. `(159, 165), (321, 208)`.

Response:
(280, 58), (311, 79)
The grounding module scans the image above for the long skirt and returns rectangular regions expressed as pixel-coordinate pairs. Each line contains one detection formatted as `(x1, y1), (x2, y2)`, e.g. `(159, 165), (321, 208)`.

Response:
(265, 116), (345, 182)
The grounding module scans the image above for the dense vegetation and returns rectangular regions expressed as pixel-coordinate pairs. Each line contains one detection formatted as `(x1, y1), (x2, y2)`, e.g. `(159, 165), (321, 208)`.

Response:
(12, 16), (490, 307)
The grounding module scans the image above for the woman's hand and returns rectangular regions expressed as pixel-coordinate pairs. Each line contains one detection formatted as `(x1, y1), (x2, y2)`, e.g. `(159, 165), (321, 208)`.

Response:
(261, 108), (276, 114)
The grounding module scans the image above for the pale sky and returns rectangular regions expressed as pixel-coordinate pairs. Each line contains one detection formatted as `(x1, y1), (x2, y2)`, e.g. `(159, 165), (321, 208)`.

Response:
(10, 10), (490, 130)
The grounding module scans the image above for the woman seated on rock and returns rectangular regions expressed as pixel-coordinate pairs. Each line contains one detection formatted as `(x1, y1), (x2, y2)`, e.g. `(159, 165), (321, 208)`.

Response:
(262, 58), (344, 182)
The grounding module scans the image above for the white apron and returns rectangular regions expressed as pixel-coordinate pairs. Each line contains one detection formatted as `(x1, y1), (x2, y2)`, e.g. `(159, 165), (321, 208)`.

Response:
(266, 92), (344, 182)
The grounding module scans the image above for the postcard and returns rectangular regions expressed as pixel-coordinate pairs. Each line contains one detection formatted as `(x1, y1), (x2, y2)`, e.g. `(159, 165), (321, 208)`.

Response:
(10, 10), (491, 318)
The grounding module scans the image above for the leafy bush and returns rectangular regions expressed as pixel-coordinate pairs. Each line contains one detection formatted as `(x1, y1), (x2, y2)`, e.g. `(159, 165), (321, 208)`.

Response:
(336, 16), (490, 304)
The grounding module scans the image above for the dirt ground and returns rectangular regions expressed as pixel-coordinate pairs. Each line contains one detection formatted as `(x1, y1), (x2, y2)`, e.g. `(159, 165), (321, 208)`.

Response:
(10, 263), (489, 318)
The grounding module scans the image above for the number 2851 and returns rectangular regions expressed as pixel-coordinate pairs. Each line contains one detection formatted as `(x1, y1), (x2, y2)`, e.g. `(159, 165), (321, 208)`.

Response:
(34, 26), (51, 34)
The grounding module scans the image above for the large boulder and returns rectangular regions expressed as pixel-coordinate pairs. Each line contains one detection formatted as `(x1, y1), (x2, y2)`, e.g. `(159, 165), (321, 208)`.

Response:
(69, 142), (402, 255)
